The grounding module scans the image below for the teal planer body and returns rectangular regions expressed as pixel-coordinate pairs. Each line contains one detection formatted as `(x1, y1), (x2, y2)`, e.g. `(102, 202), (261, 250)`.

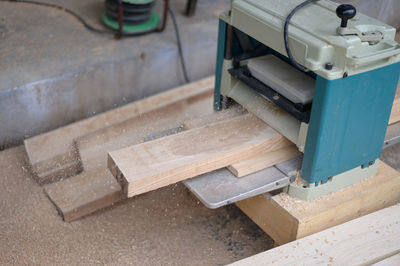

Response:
(214, 0), (400, 190)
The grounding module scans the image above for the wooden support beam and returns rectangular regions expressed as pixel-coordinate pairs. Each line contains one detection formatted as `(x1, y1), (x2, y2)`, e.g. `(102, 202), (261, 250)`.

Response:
(24, 76), (215, 184)
(230, 204), (400, 266)
(108, 114), (289, 198)
(235, 162), (400, 245)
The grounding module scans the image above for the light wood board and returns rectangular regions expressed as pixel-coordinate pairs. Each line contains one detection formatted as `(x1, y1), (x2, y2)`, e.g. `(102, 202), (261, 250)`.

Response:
(228, 145), (301, 177)
(230, 204), (400, 266)
(236, 162), (400, 245)
(182, 106), (299, 178)
(108, 114), (289, 198)
(44, 168), (123, 222)
(372, 253), (400, 266)
(76, 92), (213, 172)
(44, 91), (214, 221)
(24, 76), (215, 184)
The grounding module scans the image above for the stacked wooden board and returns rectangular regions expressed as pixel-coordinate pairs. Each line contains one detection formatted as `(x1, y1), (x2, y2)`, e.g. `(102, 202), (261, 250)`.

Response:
(25, 76), (400, 224)
(108, 113), (294, 197)
(230, 204), (400, 266)
(26, 77), (216, 221)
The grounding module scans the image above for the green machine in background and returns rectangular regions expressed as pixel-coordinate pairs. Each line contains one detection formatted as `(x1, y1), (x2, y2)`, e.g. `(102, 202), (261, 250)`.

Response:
(184, 0), (400, 206)
(101, 0), (161, 35)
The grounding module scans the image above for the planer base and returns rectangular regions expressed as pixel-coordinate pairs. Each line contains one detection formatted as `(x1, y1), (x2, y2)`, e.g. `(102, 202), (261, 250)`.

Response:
(235, 161), (400, 246)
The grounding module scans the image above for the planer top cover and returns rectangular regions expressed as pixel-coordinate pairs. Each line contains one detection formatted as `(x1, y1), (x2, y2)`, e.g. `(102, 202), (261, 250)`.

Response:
(227, 0), (400, 79)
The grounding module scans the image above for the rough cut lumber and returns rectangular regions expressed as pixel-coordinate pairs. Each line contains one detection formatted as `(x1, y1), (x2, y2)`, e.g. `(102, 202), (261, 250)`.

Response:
(372, 253), (400, 266)
(108, 114), (290, 198)
(76, 92), (212, 172)
(182, 107), (299, 178)
(24, 76), (215, 184)
(43, 91), (214, 222)
(228, 145), (300, 177)
(230, 204), (400, 266)
(235, 162), (400, 245)
(44, 168), (123, 222)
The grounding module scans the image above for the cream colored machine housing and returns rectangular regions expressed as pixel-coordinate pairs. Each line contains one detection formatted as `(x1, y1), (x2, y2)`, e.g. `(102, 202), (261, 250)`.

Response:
(216, 0), (400, 199)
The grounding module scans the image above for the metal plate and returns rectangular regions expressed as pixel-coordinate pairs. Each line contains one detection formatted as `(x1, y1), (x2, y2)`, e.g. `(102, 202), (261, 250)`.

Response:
(183, 166), (293, 209)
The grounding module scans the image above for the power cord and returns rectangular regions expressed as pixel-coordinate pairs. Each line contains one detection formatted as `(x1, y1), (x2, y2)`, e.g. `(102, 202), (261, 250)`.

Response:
(284, 0), (319, 72)
(0, 0), (190, 83)
(168, 6), (189, 83)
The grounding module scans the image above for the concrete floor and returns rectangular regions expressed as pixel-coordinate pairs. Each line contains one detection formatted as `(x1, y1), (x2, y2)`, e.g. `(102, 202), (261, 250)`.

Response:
(0, 146), (273, 265)
(0, 0), (229, 147)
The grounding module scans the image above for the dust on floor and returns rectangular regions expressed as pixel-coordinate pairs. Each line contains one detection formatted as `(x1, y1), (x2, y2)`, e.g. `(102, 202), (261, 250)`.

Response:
(1, 141), (399, 265)
(0, 146), (273, 265)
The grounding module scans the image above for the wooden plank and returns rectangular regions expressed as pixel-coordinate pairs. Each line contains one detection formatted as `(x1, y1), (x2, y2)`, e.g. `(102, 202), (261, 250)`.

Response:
(373, 253), (400, 266)
(44, 168), (123, 222)
(182, 104), (246, 130)
(236, 162), (400, 245)
(24, 76), (215, 184)
(228, 145), (300, 177)
(44, 92), (214, 222)
(230, 204), (400, 266)
(235, 193), (299, 245)
(76, 92), (213, 172)
(108, 114), (289, 198)
(182, 107), (300, 178)
(389, 96), (400, 125)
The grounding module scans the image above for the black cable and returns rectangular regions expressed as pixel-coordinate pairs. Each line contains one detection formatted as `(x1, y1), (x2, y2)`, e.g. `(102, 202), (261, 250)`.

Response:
(168, 6), (189, 83)
(1, 0), (114, 34)
(1, 0), (190, 83)
(284, 0), (318, 72)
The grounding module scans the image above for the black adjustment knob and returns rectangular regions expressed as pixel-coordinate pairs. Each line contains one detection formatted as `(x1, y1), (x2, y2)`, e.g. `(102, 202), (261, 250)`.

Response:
(336, 4), (357, 28)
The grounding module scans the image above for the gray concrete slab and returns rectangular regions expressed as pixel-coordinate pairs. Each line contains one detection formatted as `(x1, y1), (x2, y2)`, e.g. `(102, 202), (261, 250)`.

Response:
(0, 0), (230, 147)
